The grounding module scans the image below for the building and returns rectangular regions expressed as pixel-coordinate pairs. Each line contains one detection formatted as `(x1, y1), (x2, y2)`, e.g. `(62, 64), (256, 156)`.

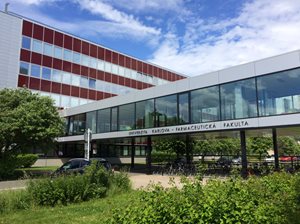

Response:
(0, 11), (186, 108)
(58, 49), (300, 174)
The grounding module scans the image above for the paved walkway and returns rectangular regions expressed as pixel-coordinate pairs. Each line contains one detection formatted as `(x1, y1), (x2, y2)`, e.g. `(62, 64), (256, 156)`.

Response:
(0, 174), (198, 191)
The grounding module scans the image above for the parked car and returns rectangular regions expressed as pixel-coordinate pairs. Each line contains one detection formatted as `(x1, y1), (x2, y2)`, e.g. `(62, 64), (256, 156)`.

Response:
(279, 156), (297, 162)
(231, 157), (242, 165)
(53, 158), (111, 175)
(264, 155), (275, 163)
(216, 156), (232, 166)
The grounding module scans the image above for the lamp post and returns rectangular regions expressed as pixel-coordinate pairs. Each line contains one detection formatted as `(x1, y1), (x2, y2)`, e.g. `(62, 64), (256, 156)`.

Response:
(84, 128), (92, 160)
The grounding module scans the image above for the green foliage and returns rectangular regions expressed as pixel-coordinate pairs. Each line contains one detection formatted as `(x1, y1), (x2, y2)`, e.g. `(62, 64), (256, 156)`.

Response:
(151, 151), (176, 163)
(16, 154), (39, 168)
(248, 137), (272, 160)
(109, 173), (300, 224)
(154, 138), (186, 157)
(26, 161), (131, 207)
(0, 190), (32, 214)
(0, 88), (64, 155)
(278, 136), (300, 155)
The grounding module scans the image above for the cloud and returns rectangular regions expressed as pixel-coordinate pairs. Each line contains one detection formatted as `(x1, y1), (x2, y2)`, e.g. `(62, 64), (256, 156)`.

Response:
(149, 0), (300, 77)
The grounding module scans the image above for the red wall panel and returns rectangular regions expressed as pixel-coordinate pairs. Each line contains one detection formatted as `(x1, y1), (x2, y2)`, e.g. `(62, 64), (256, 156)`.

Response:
(105, 49), (112, 62)
(137, 81), (143, 90)
(18, 75), (29, 88)
(142, 62), (147, 74)
(97, 70), (105, 80)
(40, 79), (51, 92)
(31, 52), (42, 65)
(63, 35), (73, 50)
(81, 66), (89, 77)
(104, 73), (111, 82)
(73, 38), (81, 53)
(20, 49), (31, 62)
(80, 88), (88, 98)
(90, 44), (97, 58)
(131, 59), (137, 70)
(71, 86), (80, 97)
(54, 31), (63, 47)
(112, 52), (118, 64)
(88, 89), (96, 100)
(52, 58), (62, 70)
(96, 91), (103, 100)
(51, 82), (61, 94)
(89, 68), (97, 79)
(119, 76), (124, 86)
(111, 74), (118, 84)
(97, 47), (105, 60)
(82, 42), (89, 55)
(131, 80), (137, 89)
(33, 24), (43, 41)
(63, 61), (72, 72)
(124, 78), (131, 87)
(22, 20), (33, 37)
(137, 61), (142, 73)
(29, 77), (40, 90)
(125, 57), (131, 68)
(43, 27), (54, 44)
(119, 54), (125, 66)
(72, 64), (80, 75)
(61, 84), (71, 95)
(42, 55), (52, 67)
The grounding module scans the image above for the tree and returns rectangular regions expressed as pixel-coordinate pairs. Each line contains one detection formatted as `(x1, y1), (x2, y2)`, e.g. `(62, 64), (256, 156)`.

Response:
(248, 137), (272, 161)
(0, 88), (64, 157)
(278, 136), (300, 156)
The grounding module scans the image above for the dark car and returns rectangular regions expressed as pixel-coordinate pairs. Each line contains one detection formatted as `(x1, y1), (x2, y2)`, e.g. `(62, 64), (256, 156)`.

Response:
(54, 158), (111, 175)
(216, 156), (232, 166)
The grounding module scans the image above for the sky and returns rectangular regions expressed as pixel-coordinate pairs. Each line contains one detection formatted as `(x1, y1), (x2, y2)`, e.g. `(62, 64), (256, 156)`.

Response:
(5, 0), (300, 77)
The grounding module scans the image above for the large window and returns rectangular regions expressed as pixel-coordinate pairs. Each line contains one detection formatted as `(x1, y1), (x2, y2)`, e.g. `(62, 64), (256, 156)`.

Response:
(220, 78), (257, 120)
(43, 43), (52, 56)
(71, 114), (86, 135)
(111, 107), (118, 131)
(42, 67), (51, 80)
(19, 62), (29, 75)
(22, 36), (31, 50)
(257, 68), (300, 116)
(135, 99), (155, 129)
(97, 108), (111, 133)
(119, 103), (135, 131)
(32, 39), (42, 53)
(30, 64), (40, 78)
(178, 93), (190, 124)
(86, 111), (97, 134)
(191, 86), (220, 123)
(155, 94), (177, 127)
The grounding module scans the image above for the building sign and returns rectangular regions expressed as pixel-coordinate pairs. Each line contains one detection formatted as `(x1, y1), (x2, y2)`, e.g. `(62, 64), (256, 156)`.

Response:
(128, 119), (255, 137)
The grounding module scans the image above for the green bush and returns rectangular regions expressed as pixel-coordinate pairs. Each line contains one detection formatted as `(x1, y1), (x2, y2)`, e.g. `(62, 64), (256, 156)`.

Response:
(16, 154), (39, 168)
(151, 151), (176, 163)
(0, 154), (22, 181)
(110, 173), (300, 224)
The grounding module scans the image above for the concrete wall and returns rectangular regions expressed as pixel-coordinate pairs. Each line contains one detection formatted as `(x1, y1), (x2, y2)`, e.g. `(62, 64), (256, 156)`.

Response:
(0, 12), (22, 89)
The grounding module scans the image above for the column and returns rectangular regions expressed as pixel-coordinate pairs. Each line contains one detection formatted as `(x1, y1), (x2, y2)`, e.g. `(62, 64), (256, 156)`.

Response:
(146, 136), (152, 174)
(131, 138), (135, 169)
(272, 128), (279, 171)
(240, 130), (247, 178)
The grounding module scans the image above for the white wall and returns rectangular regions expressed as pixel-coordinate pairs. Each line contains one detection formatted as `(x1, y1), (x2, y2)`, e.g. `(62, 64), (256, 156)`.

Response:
(0, 12), (22, 89)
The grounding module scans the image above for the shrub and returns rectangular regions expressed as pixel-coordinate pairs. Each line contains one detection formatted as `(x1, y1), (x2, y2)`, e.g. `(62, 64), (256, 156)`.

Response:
(109, 173), (300, 224)
(16, 154), (39, 168)
(0, 154), (22, 181)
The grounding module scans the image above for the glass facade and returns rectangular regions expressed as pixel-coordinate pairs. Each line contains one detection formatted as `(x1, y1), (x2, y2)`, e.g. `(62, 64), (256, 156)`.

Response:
(191, 86), (220, 123)
(86, 111), (97, 134)
(220, 78), (257, 120)
(97, 108), (111, 133)
(135, 99), (155, 129)
(155, 94), (177, 127)
(257, 68), (300, 116)
(119, 103), (135, 131)
(111, 107), (118, 131)
(178, 93), (189, 124)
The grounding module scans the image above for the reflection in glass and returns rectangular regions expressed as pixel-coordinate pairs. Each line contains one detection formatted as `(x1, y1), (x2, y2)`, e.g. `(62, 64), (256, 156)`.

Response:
(32, 39), (42, 53)
(257, 68), (300, 116)
(22, 36), (31, 50)
(20, 62), (29, 75)
(155, 94), (177, 127)
(220, 78), (257, 120)
(42, 67), (51, 80)
(191, 86), (220, 123)
(97, 108), (110, 133)
(86, 111), (97, 134)
(30, 64), (40, 78)
(119, 104), (135, 131)
(178, 93), (190, 124)
(111, 107), (118, 131)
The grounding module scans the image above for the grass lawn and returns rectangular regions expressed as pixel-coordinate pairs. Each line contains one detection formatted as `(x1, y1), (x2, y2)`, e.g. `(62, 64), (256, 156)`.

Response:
(18, 166), (59, 172)
(0, 191), (137, 224)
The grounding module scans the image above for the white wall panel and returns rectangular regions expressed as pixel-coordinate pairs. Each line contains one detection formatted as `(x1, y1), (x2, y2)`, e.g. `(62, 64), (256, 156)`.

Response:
(189, 71), (218, 90)
(0, 12), (22, 89)
(255, 51), (300, 76)
(219, 62), (255, 84)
